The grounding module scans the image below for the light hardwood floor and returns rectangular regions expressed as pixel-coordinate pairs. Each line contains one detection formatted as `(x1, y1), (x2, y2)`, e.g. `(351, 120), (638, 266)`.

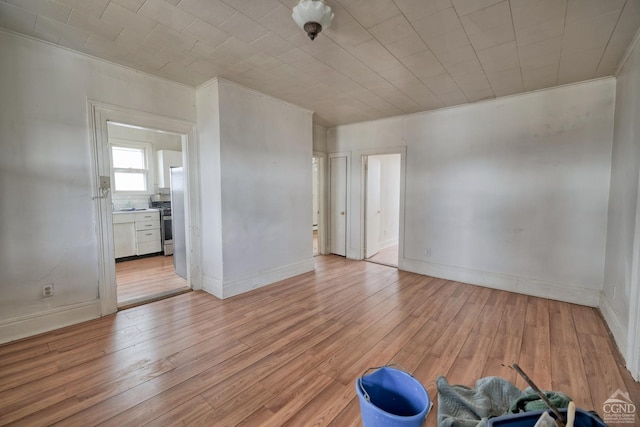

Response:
(1, 256), (638, 426)
(116, 255), (189, 308)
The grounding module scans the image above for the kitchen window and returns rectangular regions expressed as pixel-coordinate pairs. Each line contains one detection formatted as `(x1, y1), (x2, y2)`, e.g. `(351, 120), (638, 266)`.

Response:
(110, 142), (152, 193)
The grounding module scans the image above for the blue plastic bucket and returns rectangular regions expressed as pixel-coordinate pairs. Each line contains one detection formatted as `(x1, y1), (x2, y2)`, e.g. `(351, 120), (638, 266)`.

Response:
(355, 366), (431, 427)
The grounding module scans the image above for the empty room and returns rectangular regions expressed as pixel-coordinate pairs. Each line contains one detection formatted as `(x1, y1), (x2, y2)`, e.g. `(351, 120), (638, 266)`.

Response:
(1, 0), (640, 426)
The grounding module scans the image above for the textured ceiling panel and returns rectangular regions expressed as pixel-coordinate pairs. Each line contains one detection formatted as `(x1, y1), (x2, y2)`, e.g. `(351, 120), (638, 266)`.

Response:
(0, 0), (639, 126)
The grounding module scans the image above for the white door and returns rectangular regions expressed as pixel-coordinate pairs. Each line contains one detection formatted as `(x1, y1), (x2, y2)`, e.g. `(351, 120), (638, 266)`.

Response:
(330, 156), (347, 256)
(365, 157), (381, 258)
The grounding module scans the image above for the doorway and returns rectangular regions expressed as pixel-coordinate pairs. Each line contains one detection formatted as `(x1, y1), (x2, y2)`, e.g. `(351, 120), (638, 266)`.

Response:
(364, 154), (401, 267)
(91, 102), (197, 316)
(107, 122), (190, 308)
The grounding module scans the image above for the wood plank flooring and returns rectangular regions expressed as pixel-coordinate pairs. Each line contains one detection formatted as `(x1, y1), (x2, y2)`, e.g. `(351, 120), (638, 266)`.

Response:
(116, 255), (189, 308)
(1, 255), (638, 426)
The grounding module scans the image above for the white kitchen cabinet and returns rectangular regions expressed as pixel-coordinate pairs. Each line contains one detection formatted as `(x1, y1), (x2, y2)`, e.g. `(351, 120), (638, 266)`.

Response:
(113, 222), (136, 258)
(157, 150), (182, 188)
(113, 213), (136, 258)
(135, 210), (161, 255)
(113, 210), (161, 258)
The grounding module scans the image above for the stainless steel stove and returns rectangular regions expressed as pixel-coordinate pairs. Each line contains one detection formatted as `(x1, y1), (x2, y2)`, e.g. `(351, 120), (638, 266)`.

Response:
(150, 199), (173, 256)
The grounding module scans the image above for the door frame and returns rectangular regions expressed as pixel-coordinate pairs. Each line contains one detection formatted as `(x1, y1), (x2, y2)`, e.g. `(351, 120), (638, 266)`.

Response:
(627, 167), (640, 380)
(89, 101), (199, 315)
(313, 152), (327, 255)
(328, 152), (350, 257)
(364, 156), (382, 259)
(359, 148), (406, 263)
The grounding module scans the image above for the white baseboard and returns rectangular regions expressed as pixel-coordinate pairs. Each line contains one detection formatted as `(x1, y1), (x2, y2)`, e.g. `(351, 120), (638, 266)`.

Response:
(222, 258), (315, 299)
(599, 292), (629, 362)
(380, 238), (399, 250)
(0, 299), (102, 345)
(201, 273), (223, 299)
(400, 258), (601, 307)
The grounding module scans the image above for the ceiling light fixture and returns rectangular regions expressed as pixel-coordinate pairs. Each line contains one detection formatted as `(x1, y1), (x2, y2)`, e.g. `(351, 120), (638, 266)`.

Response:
(292, 0), (334, 41)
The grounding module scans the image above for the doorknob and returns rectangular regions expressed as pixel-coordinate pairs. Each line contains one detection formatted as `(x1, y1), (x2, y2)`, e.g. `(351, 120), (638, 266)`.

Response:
(340, 211), (345, 215)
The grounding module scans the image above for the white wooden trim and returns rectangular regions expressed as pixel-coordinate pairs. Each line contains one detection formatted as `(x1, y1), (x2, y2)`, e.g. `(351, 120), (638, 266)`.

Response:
(625, 155), (640, 380)
(600, 292), (628, 360)
(201, 274), (223, 299)
(313, 152), (328, 255)
(400, 258), (602, 307)
(0, 300), (102, 345)
(380, 238), (399, 250)
(360, 155), (368, 260)
(89, 101), (200, 313)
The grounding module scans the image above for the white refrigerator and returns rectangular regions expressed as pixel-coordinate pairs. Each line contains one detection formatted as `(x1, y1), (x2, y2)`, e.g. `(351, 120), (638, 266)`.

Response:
(170, 166), (187, 279)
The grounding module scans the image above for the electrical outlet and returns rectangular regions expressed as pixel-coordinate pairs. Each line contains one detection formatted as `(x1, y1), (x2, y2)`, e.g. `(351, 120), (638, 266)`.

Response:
(424, 248), (432, 257)
(42, 283), (54, 297)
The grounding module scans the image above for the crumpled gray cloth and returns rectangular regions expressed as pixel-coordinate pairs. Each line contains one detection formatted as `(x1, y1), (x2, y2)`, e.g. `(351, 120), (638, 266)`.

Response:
(437, 376), (524, 427)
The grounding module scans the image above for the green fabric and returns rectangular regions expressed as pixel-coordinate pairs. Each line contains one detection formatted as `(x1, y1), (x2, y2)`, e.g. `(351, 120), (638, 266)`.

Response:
(437, 377), (573, 427)
(437, 376), (524, 427)
(509, 390), (572, 413)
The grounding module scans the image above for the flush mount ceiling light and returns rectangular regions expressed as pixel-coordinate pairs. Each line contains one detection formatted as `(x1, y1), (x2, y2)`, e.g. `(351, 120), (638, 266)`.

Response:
(292, 0), (334, 41)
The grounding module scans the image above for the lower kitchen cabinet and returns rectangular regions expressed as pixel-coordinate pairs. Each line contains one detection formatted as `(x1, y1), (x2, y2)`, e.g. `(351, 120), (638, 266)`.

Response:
(114, 222), (136, 258)
(113, 210), (161, 258)
(134, 211), (161, 255)
(136, 228), (161, 255)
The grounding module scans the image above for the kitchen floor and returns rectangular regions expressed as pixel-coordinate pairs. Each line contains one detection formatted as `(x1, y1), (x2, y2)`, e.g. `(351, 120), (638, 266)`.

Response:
(116, 255), (189, 308)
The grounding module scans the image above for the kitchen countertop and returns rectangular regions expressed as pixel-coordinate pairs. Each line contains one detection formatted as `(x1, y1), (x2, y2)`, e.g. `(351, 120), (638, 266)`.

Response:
(112, 208), (159, 214)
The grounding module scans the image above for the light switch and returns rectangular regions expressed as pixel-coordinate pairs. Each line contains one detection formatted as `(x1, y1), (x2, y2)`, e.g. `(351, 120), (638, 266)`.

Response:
(100, 176), (111, 189)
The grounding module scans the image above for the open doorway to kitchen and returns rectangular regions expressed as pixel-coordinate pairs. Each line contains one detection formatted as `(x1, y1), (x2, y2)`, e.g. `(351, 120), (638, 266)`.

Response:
(364, 153), (401, 267)
(107, 122), (190, 308)
(91, 102), (197, 316)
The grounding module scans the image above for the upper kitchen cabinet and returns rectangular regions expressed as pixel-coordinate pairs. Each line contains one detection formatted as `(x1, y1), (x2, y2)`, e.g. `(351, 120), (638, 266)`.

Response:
(157, 150), (182, 188)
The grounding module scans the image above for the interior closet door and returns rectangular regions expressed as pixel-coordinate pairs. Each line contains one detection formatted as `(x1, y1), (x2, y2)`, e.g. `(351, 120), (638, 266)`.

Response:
(330, 156), (347, 256)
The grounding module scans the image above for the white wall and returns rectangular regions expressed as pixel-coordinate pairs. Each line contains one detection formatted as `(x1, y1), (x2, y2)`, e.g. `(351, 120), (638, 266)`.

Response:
(313, 124), (328, 153)
(329, 79), (615, 306)
(218, 80), (314, 296)
(196, 81), (224, 297)
(196, 79), (315, 298)
(0, 31), (196, 343)
(602, 34), (640, 374)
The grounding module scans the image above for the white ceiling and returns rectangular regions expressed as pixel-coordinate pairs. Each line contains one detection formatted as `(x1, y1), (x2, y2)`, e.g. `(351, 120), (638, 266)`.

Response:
(1, 0), (639, 126)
